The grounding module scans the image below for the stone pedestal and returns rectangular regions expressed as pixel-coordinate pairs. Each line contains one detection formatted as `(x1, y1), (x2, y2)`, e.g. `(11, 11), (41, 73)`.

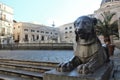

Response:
(43, 63), (113, 80)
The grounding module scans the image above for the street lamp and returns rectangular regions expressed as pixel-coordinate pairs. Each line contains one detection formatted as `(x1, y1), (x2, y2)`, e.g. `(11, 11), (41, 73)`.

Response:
(52, 21), (55, 43)
(52, 21), (55, 27)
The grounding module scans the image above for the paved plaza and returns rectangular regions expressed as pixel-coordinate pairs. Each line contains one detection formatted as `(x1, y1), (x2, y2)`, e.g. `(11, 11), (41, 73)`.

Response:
(0, 50), (73, 63)
(0, 48), (119, 79)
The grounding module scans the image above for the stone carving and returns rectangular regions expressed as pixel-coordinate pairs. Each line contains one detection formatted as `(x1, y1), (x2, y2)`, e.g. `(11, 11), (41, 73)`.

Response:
(57, 16), (108, 74)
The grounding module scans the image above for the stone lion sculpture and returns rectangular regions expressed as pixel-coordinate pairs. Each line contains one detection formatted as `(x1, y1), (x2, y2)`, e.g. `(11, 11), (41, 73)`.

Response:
(57, 16), (108, 74)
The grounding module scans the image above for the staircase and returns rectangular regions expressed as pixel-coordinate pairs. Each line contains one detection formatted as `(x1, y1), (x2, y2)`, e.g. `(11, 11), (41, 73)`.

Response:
(0, 59), (59, 80)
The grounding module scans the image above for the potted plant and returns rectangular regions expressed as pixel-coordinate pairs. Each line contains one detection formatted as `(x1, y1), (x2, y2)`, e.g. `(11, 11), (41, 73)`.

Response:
(95, 11), (119, 56)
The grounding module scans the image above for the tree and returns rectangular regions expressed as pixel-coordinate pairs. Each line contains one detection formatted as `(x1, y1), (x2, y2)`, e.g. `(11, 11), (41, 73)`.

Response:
(95, 11), (119, 43)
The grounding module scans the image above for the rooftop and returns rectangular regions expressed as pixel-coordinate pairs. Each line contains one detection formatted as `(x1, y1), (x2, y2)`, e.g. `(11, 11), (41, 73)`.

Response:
(101, 0), (120, 5)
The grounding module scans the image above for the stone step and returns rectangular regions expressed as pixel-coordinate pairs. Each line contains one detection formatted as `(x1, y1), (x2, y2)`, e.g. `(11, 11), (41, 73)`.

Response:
(0, 67), (43, 80)
(0, 59), (59, 67)
(0, 73), (33, 80)
(0, 59), (59, 80)
(0, 62), (54, 73)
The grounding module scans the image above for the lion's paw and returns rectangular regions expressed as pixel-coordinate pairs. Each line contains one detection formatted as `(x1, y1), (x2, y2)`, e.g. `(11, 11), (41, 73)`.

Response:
(56, 62), (74, 72)
(77, 64), (89, 74)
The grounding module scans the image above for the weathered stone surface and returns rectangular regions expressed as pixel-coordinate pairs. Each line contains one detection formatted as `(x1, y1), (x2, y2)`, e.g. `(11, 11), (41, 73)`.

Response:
(57, 16), (109, 74)
(44, 62), (113, 80)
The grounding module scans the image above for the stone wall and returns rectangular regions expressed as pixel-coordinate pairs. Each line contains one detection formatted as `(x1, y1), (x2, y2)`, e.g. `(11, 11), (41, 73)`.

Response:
(0, 43), (73, 50)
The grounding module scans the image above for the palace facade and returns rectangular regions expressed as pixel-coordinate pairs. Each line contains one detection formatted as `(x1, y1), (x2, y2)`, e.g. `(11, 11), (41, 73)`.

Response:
(94, 0), (120, 38)
(58, 23), (75, 43)
(13, 22), (60, 43)
(0, 2), (14, 44)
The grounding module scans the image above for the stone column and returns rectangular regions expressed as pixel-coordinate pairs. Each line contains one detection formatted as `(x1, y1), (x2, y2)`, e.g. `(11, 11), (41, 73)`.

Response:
(39, 35), (41, 43)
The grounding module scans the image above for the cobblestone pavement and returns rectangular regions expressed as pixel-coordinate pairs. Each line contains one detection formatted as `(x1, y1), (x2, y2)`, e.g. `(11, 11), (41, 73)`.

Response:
(0, 50), (73, 63)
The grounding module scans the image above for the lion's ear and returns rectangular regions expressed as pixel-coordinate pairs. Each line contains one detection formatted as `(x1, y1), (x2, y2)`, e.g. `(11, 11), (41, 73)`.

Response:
(92, 18), (97, 25)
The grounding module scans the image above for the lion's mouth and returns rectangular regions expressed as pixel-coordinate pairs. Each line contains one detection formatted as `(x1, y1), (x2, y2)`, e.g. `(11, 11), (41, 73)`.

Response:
(75, 30), (94, 40)
(79, 34), (86, 39)
(75, 31), (86, 39)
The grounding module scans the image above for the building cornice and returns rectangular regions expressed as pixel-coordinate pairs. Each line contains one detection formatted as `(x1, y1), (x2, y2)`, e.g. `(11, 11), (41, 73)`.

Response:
(95, 3), (120, 13)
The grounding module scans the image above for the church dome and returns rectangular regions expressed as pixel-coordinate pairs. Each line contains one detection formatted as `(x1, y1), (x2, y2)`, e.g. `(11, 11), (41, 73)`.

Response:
(101, 0), (120, 5)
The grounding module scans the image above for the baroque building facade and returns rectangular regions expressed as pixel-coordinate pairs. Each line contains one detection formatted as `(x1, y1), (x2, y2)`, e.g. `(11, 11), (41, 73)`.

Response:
(94, 0), (120, 38)
(58, 23), (75, 43)
(0, 2), (13, 44)
(13, 22), (60, 43)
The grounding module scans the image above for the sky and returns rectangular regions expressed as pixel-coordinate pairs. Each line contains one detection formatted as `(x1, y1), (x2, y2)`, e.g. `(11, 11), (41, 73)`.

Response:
(0, 0), (102, 27)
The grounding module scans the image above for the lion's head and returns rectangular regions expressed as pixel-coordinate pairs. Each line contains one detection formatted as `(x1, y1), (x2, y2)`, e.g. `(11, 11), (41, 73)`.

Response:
(74, 16), (97, 44)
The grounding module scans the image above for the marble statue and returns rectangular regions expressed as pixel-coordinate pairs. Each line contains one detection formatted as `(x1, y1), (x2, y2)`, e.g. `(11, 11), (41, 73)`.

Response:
(57, 16), (108, 74)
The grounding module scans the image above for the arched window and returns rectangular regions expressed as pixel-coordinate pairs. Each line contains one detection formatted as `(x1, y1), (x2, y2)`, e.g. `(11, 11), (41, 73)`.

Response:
(41, 36), (44, 41)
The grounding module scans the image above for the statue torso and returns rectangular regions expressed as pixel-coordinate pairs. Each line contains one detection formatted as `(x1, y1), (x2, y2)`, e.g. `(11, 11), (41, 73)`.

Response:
(74, 39), (101, 62)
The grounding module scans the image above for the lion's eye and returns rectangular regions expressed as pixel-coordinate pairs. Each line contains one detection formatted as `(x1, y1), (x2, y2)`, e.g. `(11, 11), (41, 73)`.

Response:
(77, 22), (79, 26)
(82, 21), (87, 25)
(83, 22), (86, 25)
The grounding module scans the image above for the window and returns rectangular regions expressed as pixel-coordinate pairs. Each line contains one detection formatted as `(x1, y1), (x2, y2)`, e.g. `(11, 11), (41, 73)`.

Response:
(69, 26), (72, 29)
(37, 35), (39, 40)
(37, 30), (39, 32)
(65, 32), (68, 34)
(41, 36), (44, 41)
(106, 5), (110, 7)
(1, 28), (5, 36)
(65, 27), (67, 30)
(24, 29), (28, 31)
(2, 14), (6, 20)
(25, 34), (28, 41)
(65, 36), (68, 38)
(41, 31), (44, 33)
(69, 31), (72, 33)
(46, 32), (49, 34)
(31, 30), (35, 32)
(18, 35), (20, 41)
(55, 33), (58, 35)
(18, 26), (20, 28)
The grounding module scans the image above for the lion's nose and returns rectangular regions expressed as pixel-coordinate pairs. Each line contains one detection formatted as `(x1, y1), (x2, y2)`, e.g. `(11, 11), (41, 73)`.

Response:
(76, 28), (84, 33)
(79, 29), (84, 33)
